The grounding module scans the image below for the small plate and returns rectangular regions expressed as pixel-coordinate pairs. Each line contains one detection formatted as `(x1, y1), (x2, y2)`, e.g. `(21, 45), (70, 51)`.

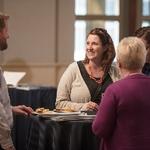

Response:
(54, 111), (81, 115)
(32, 111), (81, 117)
(78, 114), (96, 120)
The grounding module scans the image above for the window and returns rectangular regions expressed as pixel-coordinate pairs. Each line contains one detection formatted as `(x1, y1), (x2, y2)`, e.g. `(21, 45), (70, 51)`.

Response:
(142, 0), (150, 26)
(74, 0), (120, 61)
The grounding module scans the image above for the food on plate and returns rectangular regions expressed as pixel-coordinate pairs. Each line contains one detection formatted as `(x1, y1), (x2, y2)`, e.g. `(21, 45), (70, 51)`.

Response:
(35, 107), (50, 113)
(54, 108), (75, 113)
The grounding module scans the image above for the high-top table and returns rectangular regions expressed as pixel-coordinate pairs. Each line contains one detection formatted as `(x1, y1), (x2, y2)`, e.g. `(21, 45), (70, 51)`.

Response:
(27, 115), (100, 150)
(8, 86), (57, 150)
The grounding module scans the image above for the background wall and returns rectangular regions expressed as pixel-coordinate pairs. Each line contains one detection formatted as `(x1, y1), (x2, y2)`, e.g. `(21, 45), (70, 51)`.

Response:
(0, 0), (75, 86)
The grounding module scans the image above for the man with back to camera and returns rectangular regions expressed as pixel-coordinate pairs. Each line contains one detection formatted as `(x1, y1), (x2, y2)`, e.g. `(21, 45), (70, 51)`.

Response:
(0, 12), (33, 150)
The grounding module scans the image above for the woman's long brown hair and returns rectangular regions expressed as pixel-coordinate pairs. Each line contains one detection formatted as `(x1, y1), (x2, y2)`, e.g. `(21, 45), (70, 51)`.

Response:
(83, 28), (116, 73)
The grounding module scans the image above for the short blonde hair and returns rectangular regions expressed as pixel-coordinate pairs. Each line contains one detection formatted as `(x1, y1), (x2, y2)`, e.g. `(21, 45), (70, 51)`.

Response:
(117, 37), (147, 71)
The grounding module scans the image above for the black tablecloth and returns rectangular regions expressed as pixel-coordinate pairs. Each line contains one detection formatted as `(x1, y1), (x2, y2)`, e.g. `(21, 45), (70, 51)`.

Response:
(27, 115), (100, 150)
(8, 86), (57, 150)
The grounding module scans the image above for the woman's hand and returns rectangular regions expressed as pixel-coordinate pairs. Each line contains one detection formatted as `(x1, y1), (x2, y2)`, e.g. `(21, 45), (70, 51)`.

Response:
(82, 101), (99, 111)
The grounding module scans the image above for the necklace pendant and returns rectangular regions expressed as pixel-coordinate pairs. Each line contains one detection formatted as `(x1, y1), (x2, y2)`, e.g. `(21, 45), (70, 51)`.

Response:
(88, 65), (104, 84)
(89, 75), (102, 84)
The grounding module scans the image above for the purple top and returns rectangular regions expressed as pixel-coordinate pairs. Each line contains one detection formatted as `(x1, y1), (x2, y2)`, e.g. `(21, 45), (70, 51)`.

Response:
(92, 74), (150, 150)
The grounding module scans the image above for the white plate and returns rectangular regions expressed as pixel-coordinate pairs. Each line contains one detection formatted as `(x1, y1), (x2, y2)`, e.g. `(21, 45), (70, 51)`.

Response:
(50, 114), (96, 121)
(78, 114), (96, 120)
(32, 111), (81, 117)
(54, 111), (81, 115)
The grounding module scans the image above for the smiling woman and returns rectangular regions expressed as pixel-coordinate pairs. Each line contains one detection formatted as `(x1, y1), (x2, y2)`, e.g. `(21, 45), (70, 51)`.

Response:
(74, 0), (120, 61)
(55, 28), (120, 112)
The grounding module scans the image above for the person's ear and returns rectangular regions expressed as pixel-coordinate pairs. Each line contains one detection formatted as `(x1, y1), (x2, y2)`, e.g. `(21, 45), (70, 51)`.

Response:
(116, 59), (122, 69)
(118, 62), (122, 68)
